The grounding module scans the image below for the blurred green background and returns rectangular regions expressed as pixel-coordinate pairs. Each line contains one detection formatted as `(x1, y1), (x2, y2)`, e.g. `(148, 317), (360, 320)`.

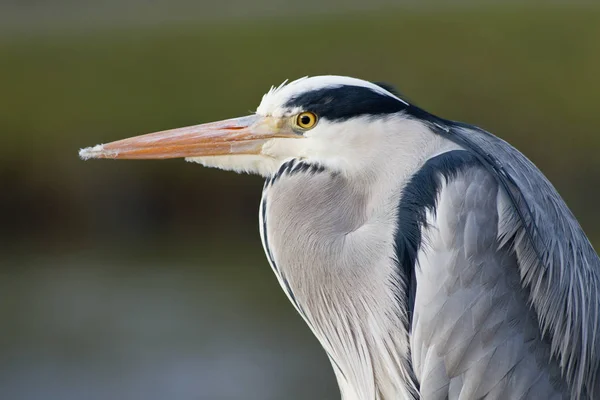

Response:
(1, 1), (599, 399)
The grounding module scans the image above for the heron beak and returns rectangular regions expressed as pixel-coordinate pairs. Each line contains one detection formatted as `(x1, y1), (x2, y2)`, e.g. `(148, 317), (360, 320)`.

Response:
(79, 115), (295, 160)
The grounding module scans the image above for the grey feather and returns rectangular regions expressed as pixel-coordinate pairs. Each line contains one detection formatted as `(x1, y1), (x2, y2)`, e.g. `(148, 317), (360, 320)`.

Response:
(411, 165), (568, 399)
(261, 157), (420, 400)
(432, 122), (600, 398)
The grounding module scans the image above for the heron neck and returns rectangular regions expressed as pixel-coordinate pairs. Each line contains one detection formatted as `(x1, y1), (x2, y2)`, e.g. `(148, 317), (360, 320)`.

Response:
(260, 131), (461, 399)
(261, 160), (416, 399)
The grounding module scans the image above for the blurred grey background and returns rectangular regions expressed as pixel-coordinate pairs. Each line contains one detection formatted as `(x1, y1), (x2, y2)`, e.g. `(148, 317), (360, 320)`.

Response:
(1, 1), (599, 399)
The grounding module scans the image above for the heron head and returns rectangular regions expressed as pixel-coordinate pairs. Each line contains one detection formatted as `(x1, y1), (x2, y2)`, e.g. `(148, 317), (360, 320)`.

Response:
(79, 76), (413, 177)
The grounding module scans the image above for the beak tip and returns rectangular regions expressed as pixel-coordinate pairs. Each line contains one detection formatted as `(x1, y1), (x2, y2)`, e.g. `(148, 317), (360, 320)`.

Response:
(79, 144), (114, 160)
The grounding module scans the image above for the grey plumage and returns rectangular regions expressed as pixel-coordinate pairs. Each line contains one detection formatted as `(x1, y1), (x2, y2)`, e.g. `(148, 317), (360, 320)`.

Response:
(411, 157), (566, 399)
(439, 123), (600, 398)
(79, 75), (600, 400)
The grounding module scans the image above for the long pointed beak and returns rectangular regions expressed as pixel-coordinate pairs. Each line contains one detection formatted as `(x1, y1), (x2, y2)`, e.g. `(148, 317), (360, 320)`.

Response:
(79, 115), (295, 160)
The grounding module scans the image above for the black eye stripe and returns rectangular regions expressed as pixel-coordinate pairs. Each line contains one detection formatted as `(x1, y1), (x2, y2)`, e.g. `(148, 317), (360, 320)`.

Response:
(284, 85), (408, 122)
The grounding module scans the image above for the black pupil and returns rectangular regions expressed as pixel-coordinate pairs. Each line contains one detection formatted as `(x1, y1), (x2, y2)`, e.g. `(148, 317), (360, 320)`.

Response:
(300, 115), (311, 125)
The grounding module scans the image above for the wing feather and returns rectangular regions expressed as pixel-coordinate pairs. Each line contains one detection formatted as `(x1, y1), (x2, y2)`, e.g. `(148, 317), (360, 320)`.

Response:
(410, 161), (568, 399)
(441, 123), (600, 398)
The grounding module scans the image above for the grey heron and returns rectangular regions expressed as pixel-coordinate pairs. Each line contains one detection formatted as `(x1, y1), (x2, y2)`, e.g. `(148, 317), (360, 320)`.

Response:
(80, 75), (600, 399)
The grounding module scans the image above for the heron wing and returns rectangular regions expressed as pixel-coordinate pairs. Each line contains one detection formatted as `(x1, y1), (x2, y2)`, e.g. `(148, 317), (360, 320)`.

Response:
(410, 163), (565, 399)
(408, 122), (600, 399)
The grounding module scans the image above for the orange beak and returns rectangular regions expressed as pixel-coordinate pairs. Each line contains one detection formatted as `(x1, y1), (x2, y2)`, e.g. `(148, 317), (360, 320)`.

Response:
(79, 115), (297, 160)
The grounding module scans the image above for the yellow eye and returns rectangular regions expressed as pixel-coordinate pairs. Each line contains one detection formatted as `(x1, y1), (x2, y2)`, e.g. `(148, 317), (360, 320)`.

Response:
(295, 112), (318, 130)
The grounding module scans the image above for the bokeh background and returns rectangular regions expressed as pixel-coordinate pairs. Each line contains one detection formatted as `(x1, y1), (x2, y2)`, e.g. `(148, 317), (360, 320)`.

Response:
(1, 1), (599, 399)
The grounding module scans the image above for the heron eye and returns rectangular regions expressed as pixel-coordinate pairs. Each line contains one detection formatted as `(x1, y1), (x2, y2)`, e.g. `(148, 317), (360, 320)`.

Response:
(295, 112), (318, 130)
